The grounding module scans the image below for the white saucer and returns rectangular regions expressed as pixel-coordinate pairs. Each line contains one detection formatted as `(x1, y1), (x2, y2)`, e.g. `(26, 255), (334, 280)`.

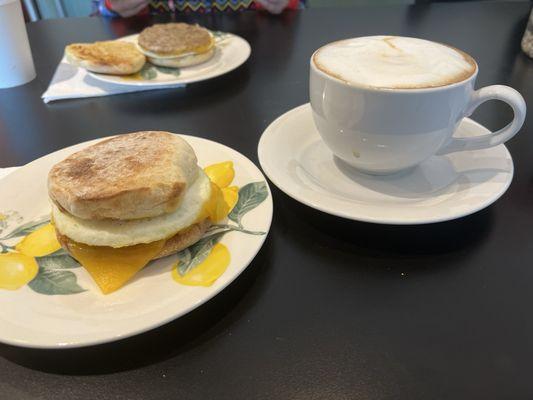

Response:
(258, 104), (513, 225)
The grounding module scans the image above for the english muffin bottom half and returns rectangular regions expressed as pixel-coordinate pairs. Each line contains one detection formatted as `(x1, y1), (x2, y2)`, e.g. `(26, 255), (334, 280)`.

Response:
(48, 131), (228, 294)
(66, 41), (146, 75)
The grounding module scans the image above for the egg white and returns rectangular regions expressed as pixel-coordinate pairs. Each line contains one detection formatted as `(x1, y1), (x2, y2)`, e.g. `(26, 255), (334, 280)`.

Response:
(52, 169), (211, 248)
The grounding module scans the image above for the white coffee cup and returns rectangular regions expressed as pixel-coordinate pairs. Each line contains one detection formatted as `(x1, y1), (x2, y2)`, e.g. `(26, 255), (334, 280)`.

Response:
(0, 0), (36, 89)
(309, 36), (526, 175)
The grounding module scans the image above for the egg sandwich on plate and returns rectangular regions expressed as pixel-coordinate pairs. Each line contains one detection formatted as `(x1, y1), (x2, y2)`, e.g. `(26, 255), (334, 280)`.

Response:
(48, 131), (229, 294)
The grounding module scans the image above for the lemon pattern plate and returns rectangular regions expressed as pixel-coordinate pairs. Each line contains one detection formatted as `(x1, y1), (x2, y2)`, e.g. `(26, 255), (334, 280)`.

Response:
(0, 135), (272, 349)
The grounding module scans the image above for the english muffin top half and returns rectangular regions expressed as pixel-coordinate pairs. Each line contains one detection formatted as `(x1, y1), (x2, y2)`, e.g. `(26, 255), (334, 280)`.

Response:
(48, 131), (199, 220)
(138, 23), (214, 56)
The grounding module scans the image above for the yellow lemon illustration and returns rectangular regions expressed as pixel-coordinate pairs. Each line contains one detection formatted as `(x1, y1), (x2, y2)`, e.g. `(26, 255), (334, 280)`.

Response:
(201, 182), (231, 223)
(204, 161), (235, 188)
(15, 223), (61, 257)
(222, 186), (239, 213)
(0, 252), (39, 290)
(172, 243), (230, 286)
(212, 184), (232, 222)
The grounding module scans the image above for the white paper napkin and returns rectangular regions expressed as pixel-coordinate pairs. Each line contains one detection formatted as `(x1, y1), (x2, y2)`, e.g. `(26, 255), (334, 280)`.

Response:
(42, 57), (184, 103)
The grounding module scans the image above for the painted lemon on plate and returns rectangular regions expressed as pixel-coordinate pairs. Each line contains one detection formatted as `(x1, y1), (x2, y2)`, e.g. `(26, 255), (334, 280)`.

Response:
(0, 222), (62, 290)
(0, 252), (39, 290)
(204, 161), (235, 188)
(172, 242), (230, 286)
(15, 223), (61, 257)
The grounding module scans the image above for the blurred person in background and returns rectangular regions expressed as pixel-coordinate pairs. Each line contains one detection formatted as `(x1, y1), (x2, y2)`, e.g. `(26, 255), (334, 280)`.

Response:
(96, 0), (304, 17)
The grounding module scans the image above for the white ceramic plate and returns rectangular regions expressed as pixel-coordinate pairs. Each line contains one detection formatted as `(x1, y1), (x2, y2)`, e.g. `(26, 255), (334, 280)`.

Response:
(88, 33), (250, 87)
(258, 104), (513, 225)
(0, 135), (272, 349)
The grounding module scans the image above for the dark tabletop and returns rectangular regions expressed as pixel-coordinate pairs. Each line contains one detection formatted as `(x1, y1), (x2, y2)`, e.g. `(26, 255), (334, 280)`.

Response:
(0, 2), (532, 399)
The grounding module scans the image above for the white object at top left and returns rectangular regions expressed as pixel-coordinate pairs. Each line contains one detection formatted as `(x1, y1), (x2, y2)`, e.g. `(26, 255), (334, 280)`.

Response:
(0, 0), (36, 88)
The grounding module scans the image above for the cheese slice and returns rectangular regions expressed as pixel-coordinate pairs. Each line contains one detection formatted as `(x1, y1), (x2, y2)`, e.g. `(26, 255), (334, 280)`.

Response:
(68, 239), (165, 294)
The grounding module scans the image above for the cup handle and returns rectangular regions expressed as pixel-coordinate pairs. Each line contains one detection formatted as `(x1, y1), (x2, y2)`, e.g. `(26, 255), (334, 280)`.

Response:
(437, 85), (526, 155)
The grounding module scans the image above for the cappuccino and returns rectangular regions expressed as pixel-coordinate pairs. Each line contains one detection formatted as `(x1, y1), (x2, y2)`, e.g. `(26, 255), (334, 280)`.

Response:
(313, 36), (476, 89)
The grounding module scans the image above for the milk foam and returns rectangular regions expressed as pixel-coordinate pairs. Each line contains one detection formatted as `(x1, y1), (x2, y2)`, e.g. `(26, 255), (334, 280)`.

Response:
(314, 36), (476, 89)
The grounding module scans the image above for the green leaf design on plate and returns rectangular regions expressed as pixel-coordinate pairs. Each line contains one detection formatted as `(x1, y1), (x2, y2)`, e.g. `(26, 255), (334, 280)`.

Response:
(228, 182), (268, 226)
(36, 251), (80, 270)
(140, 64), (157, 80)
(28, 269), (86, 295)
(1, 217), (49, 240)
(45, 248), (70, 257)
(154, 66), (181, 76)
(177, 231), (227, 276)
(208, 223), (266, 236)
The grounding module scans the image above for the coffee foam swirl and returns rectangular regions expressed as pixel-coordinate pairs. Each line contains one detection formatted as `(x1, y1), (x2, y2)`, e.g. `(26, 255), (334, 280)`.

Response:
(313, 36), (476, 89)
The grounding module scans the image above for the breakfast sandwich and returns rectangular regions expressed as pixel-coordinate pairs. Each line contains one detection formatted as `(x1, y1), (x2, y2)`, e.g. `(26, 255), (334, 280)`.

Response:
(48, 131), (231, 294)
(138, 23), (215, 68)
(65, 41), (146, 75)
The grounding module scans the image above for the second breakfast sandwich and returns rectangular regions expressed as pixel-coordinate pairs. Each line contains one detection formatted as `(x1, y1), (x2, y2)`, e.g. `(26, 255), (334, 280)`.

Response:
(48, 131), (227, 294)
(138, 23), (215, 67)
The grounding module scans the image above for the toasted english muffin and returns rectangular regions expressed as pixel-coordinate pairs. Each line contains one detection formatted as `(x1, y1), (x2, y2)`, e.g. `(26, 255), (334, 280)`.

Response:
(66, 41), (146, 75)
(56, 218), (211, 261)
(148, 47), (216, 68)
(138, 23), (214, 56)
(48, 131), (199, 221)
